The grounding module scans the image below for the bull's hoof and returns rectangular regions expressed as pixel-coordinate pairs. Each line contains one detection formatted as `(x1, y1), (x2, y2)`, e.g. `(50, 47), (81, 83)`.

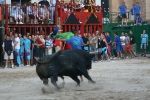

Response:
(76, 84), (80, 87)
(91, 81), (96, 84)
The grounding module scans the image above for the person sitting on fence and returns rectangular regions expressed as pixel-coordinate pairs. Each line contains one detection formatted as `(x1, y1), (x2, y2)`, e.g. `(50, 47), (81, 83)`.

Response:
(39, 4), (50, 24)
(2, 35), (15, 69)
(17, 4), (25, 23)
(32, 2), (40, 24)
(45, 35), (53, 55)
(26, 2), (33, 24)
(49, 0), (56, 24)
(23, 35), (31, 66)
(10, 3), (23, 24)
(135, 15), (142, 26)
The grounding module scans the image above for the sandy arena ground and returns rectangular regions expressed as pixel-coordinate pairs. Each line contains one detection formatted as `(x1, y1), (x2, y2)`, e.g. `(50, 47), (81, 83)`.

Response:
(0, 57), (150, 100)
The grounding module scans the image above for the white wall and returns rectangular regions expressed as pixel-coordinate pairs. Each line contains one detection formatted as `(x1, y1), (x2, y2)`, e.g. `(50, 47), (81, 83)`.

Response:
(31, 0), (41, 3)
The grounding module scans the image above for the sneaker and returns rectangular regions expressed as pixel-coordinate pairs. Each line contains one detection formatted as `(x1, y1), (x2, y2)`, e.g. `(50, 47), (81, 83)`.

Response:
(117, 58), (120, 60)
(100, 60), (103, 62)
(113, 57), (117, 60)
(134, 55), (137, 57)
(21, 64), (24, 67)
(16, 22), (18, 24)
(4, 66), (8, 69)
(19, 22), (23, 24)
(18, 65), (22, 67)
(141, 54), (144, 56)
(108, 59), (110, 62)
(144, 55), (146, 57)
(26, 65), (30, 67)
(110, 57), (113, 60)
(12, 65), (14, 69)
(33, 65), (36, 67)
(94, 61), (97, 63)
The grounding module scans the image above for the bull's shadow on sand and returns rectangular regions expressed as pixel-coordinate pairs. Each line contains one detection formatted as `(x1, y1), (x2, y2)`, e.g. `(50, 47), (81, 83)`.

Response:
(41, 80), (101, 94)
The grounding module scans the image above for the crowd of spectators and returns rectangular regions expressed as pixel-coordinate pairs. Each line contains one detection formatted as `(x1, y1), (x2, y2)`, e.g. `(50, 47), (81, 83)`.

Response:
(8, 0), (57, 24)
(2, 29), (149, 69)
(3, 0), (101, 24)
(118, 1), (143, 26)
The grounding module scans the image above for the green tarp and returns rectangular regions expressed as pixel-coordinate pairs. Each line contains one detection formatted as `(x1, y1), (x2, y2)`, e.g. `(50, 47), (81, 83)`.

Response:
(54, 32), (74, 39)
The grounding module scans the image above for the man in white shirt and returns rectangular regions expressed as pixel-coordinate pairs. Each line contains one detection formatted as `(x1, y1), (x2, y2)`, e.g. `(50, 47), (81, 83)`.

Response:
(120, 32), (126, 57)
(14, 33), (22, 67)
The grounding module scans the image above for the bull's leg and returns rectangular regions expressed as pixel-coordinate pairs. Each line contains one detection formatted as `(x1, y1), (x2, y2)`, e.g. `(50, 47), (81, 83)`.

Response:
(51, 76), (61, 90)
(80, 70), (96, 84)
(60, 76), (65, 81)
(42, 78), (49, 86)
(70, 76), (80, 86)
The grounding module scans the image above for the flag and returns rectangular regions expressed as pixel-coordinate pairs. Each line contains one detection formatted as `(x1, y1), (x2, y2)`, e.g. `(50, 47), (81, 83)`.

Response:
(54, 32), (74, 39)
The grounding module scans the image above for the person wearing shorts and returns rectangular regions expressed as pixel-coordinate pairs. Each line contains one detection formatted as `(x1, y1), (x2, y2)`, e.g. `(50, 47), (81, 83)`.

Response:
(120, 32), (126, 58)
(130, 4), (135, 24)
(124, 33), (133, 58)
(141, 30), (148, 57)
(99, 34), (110, 61)
(130, 31), (137, 57)
(118, 2), (127, 26)
(114, 32), (121, 59)
(2, 35), (15, 69)
(23, 35), (31, 66)
(19, 34), (24, 66)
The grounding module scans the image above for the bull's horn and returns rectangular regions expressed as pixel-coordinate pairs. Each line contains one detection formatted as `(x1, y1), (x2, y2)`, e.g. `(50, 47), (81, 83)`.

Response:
(36, 50), (62, 64)
(89, 51), (98, 54)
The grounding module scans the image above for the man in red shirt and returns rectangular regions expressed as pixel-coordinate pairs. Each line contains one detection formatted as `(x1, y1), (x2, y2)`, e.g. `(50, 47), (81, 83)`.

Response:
(37, 35), (45, 58)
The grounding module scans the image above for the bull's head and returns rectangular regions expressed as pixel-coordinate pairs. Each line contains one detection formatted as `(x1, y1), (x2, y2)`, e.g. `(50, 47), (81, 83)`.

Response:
(36, 50), (62, 64)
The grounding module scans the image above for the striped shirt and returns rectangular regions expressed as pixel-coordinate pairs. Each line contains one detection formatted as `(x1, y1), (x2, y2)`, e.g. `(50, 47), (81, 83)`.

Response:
(45, 39), (53, 48)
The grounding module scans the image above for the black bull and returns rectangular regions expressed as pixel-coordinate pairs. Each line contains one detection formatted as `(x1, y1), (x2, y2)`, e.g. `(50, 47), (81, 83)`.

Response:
(36, 49), (96, 90)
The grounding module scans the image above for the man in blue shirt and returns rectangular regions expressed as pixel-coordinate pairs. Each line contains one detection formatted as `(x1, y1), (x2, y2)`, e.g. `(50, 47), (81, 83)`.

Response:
(130, 4), (135, 24)
(134, 2), (141, 17)
(141, 30), (148, 57)
(23, 35), (31, 66)
(114, 32), (121, 59)
(19, 33), (24, 66)
(135, 15), (142, 26)
(58, 30), (84, 50)
(118, 2), (127, 26)
(105, 32), (112, 59)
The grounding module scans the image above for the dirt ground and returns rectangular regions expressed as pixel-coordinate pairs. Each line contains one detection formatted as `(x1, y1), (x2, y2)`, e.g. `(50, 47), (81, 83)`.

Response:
(0, 57), (150, 100)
